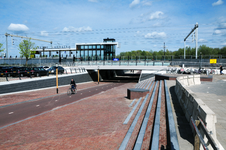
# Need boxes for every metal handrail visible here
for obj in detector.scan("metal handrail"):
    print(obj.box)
[198,117,219,150]
[191,116,209,150]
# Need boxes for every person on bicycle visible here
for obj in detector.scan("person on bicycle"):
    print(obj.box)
[70,79,76,92]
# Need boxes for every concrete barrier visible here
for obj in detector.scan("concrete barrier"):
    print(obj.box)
[0,72,93,94]
[175,75,222,150]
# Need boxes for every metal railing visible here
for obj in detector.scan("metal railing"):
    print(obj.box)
[70,60,170,66]
[1,55,226,67]
[1,67,87,82]
[191,116,219,150]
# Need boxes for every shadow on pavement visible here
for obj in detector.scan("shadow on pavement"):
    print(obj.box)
[169,86,194,146]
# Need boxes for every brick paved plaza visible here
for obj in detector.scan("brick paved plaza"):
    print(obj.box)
[0,82,135,149]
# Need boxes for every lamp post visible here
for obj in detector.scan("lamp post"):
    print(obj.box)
[56,63,58,93]
[98,66,99,85]
[200,52,202,69]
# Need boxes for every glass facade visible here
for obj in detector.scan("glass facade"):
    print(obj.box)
[76,38,116,60]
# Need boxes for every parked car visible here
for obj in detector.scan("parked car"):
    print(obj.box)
[10,67,22,77]
[48,66,64,74]
[39,66,49,70]
[30,67,49,76]
[1,67,13,77]
[18,67,32,77]
[0,68,4,77]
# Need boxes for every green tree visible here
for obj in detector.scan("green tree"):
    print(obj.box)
[19,39,36,66]
[0,43,5,52]
[219,46,226,56]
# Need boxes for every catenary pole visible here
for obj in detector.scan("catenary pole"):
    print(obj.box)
[184,23,198,59]
[184,41,186,59]
[5,33,8,58]
[195,23,198,59]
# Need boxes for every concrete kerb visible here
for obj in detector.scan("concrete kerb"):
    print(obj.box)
[175,75,222,150]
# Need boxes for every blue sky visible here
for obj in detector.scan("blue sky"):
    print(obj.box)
[0,0,226,57]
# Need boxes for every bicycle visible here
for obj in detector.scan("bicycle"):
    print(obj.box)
[67,86,77,95]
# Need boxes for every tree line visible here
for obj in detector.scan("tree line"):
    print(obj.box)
[1,41,226,64]
[0,39,36,66]
[118,45,226,57]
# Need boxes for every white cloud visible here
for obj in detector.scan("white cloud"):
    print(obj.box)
[218,16,226,23]
[144,32,166,38]
[214,30,222,34]
[134,30,141,36]
[63,26,92,32]
[212,0,224,6]
[130,0,140,8]
[88,0,98,2]
[153,22,162,27]
[221,42,226,45]
[198,39,207,43]
[214,29,226,35]
[149,11,164,20]
[219,23,226,28]
[142,0,152,6]
[40,31,48,36]
[8,23,29,31]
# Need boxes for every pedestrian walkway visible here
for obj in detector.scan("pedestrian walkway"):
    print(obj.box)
[188,75,226,149]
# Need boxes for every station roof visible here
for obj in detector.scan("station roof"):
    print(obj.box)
[75,42,118,46]
[31,48,76,52]
[32,42,118,52]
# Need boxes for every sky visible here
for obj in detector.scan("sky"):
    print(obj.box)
[0,0,226,57]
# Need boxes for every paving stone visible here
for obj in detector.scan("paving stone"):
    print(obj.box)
[0,82,136,149]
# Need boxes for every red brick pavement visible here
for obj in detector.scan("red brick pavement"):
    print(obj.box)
[141,81,159,150]
[125,86,154,150]
[0,82,109,107]
[0,82,137,150]
[159,81,167,150]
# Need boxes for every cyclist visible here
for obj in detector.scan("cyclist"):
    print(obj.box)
[70,78,76,93]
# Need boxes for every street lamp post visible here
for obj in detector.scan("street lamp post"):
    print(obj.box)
[56,63,59,93]
[200,52,202,69]
[98,66,99,85]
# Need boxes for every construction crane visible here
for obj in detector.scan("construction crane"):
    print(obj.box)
[5,32,52,58]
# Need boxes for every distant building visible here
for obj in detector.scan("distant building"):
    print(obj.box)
[32,38,118,60]
[75,38,118,60]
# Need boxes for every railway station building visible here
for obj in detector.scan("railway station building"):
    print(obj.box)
[32,38,118,61]
[76,38,118,60]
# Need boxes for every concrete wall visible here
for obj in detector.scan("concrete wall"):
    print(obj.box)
[175,75,221,150]
[0,58,63,65]
[0,72,93,94]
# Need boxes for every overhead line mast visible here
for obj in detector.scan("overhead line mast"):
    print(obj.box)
[184,23,198,59]
[5,33,52,58]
